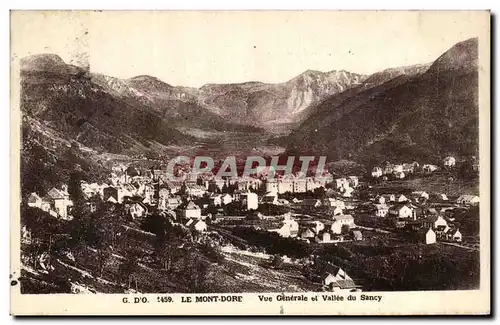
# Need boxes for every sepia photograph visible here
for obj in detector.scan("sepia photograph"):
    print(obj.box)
[10,10,490,315]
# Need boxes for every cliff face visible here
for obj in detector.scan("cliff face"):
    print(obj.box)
[199,69,366,130]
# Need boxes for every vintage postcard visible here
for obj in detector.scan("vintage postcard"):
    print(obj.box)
[10,10,490,315]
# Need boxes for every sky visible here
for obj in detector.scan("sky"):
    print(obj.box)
[11,11,489,87]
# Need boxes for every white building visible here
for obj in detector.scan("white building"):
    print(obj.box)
[375,204,389,217]
[424,228,436,244]
[371,167,383,178]
[456,195,480,205]
[443,156,456,168]
[389,205,415,219]
[181,201,202,219]
[240,192,259,210]
[186,219,208,233]
[331,215,355,234]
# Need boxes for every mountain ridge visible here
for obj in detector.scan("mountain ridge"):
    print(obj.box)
[286,37,479,166]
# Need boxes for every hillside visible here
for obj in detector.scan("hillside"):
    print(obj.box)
[21,55,192,154]
[287,38,479,166]
[199,70,366,130]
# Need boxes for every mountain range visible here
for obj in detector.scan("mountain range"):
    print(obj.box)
[286,37,479,166]
[20,37,479,172]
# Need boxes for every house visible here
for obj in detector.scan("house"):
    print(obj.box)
[347,176,359,188]
[351,230,362,241]
[165,197,181,210]
[277,198,290,205]
[232,190,242,202]
[315,231,334,244]
[423,215,448,230]
[268,216,299,238]
[341,186,354,198]
[158,187,171,201]
[209,194,222,207]
[439,193,449,201]
[384,194,396,203]
[239,192,259,210]
[261,192,278,205]
[299,228,316,239]
[448,228,462,242]
[332,206,343,216]
[208,178,226,192]
[300,220,325,234]
[265,179,279,195]
[456,195,480,205]
[412,191,429,201]
[388,204,415,219]
[185,184,206,197]
[305,177,324,192]
[103,186,132,204]
[422,228,437,244]
[374,204,389,217]
[443,156,456,168]
[394,172,406,179]
[392,164,404,173]
[381,161,392,173]
[142,184,155,203]
[425,208,439,216]
[221,193,233,205]
[322,264,356,292]
[27,192,42,208]
[422,164,438,174]
[180,201,202,219]
[375,196,386,204]
[293,178,307,193]
[301,199,322,210]
[394,218,408,229]
[186,219,208,233]
[46,187,73,219]
[128,202,148,220]
[322,198,337,207]
[371,167,383,178]
[81,183,97,199]
[331,215,355,234]
[323,198,345,210]
[165,180,183,195]
[334,178,348,189]
[402,163,415,174]
[21,225,32,243]
[397,194,408,202]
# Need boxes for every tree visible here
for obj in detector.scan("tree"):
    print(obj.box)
[153,235,186,272]
[141,213,171,238]
[182,253,210,293]
[119,252,140,289]
[313,187,326,199]
[341,224,350,235]
[68,169,85,212]
[270,254,284,269]
[95,245,112,278]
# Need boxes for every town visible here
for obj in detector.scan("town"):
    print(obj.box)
[21,153,480,294]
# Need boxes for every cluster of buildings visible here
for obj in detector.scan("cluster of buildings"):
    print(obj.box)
[370,191,480,244]
[370,156,465,180]
[27,186,73,220]
[321,264,359,292]
[24,159,479,248]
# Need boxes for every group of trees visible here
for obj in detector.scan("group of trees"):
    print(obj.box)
[231,227,312,259]
[314,242,480,291]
